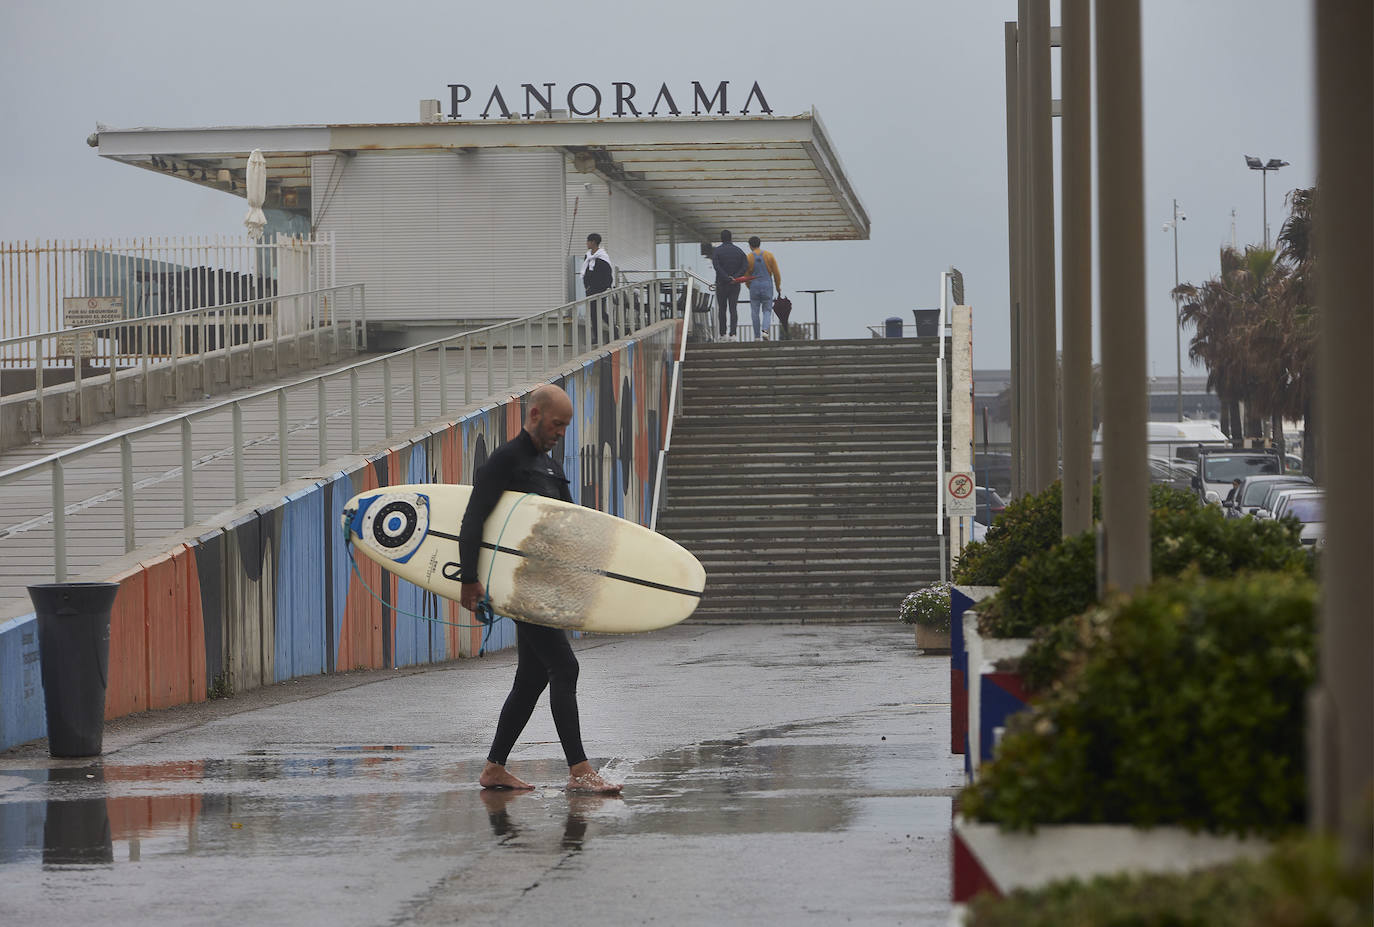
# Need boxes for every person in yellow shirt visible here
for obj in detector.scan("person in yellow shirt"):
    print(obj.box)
[745,236,782,341]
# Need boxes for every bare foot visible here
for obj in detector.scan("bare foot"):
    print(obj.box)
[566,762,623,794]
[479,762,534,790]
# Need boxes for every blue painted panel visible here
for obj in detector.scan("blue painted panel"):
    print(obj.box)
[327,469,365,672]
[483,616,516,655]
[951,587,973,680]
[979,674,1029,769]
[0,615,46,752]
[275,486,328,682]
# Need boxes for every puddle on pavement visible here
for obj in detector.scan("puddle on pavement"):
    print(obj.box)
[0,715,955,870]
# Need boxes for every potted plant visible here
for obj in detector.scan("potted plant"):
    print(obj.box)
[900,581,952,652]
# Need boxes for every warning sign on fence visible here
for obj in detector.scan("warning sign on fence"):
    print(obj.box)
[57,297,122,357]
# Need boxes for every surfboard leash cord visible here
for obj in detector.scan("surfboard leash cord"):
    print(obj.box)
[343,536,504,654]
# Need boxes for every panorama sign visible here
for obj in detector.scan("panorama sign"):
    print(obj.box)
[445,80,773,120]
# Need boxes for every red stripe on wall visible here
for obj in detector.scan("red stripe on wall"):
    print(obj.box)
[105,568,148,719]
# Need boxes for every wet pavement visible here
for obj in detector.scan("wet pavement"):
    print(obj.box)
[0,623,961,925]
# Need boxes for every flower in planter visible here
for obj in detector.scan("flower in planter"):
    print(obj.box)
[899,581,952,633]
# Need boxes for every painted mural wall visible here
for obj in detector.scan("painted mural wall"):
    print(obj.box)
[0,323,680,752]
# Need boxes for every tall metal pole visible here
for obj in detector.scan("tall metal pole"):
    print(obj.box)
[1173,198,1183,421]
[1028,0,1058,493]
[1094,0,1150,595]
[1262,168,1268,248]
[1310,0,1372,866]
[1017,0,1037,493]
[1004,21,1023,500]
[1060,0,1093,538]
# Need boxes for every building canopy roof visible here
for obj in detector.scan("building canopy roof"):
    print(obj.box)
[90,111,869,244]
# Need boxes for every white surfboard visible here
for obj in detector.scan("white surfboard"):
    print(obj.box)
[341,484,706,633]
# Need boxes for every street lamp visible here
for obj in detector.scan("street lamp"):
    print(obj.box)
[1244,155,1288,248]
[797,289,833,339]
[1162,199,1186,421]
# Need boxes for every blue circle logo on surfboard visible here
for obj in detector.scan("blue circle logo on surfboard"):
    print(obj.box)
[355,491,430,563]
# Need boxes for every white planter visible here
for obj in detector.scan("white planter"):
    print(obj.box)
[951,816,1272,901]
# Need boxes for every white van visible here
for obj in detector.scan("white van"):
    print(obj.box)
[1092,420,1229,462]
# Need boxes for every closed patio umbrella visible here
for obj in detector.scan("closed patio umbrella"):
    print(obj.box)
[244,149,267,242]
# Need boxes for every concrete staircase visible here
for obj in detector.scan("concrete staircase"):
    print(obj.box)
[656,338,946,623]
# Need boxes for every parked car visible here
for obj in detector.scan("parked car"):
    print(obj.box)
[1272,491,1325,548]
[1225,474,1315,518]
[1193,448,1284,504]
[1255,484,1322,520]
[1148,455,1196,492]
[975,486,1007,527]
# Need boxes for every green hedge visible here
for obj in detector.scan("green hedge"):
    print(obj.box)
[976,500,1308,641]
[960,573,1317,836]
[953,482,1083,586]
[954,482,1195,587]
[966,836,1373,927]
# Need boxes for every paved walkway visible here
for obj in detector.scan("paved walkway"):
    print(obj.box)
[0,622,961,926]
[0,342,562,619]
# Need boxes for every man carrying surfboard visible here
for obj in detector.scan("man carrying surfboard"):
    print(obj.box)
[458,384,623,794]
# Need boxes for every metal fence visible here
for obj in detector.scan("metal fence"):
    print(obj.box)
[0,283,366,433]
[0,273,707,583]
[0,234,334,366]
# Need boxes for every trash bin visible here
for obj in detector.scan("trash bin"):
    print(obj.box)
[913,309,940,337]
[27,582,119,758]
[884,316,903,338]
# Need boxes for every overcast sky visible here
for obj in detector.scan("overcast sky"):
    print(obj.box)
[1,0,1315,373]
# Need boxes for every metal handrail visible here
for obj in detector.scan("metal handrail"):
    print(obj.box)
[650,270,717,530]
[0,283,366,423]
[0,273,699,582]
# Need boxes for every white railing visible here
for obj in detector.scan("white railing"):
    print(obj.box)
[937,273,951,582]
[0,284,365,428]
[0,234,333,366]
[649,271,713,530]
[0,273,699,582]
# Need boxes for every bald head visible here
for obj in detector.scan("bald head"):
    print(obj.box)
[524,384,572,452]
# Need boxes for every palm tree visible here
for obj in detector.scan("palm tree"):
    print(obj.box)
[1176,246,1294,445]
[1176,247,1251,445]
[1177,189,1317,473]
[1276,187,1318,474]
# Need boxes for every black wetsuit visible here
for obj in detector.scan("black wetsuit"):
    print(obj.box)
[458,428,587,768]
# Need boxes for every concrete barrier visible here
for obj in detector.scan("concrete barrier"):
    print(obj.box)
[0,322,681,751]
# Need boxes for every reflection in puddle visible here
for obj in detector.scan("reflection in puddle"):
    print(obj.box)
[333,745,434,752]
[43,766,112,866]
[0,714,952,870]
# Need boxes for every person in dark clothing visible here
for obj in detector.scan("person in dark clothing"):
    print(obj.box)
[581,233,614,343]
[459,384,621,794]
[711,229,748,339]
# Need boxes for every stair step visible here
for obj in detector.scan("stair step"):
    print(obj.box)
[656,339,951,622]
